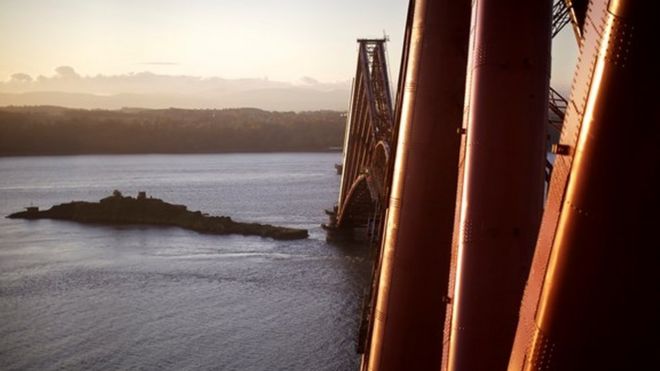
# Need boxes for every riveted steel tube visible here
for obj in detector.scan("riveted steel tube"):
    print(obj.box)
[447,0,552,370]
[509,1,659,369]
[362,0,471,369]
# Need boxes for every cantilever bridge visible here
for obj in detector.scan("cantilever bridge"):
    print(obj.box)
[329,1,658,370]
[329,1,582,240]
[325,39,395,238]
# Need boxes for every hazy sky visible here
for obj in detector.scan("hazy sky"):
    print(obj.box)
[1,0,577,88]
[1,0,408,83]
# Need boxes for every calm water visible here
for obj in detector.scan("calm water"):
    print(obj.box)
[0,153,370,371]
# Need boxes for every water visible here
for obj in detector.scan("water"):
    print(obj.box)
[0,153,370,371]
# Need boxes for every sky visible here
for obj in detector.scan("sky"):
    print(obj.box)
[0,0,578,102]
[0,0,408,83]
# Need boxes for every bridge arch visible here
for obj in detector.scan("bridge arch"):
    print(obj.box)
[335,174,375,228]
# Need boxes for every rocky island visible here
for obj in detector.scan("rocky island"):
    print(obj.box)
[7,191,308,240]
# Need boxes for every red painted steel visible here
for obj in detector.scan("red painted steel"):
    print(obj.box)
[441,1,480,368]
[446,0,552,370]
[509,1,659,369]
[356,1,415,355]
[564,0,589,39]
[361,0,471,369]
[334,40,393,230]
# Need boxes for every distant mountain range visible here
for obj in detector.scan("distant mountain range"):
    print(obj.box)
[0,68,351,111]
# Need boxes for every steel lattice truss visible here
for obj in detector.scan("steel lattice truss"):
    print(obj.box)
[330,39,394,231]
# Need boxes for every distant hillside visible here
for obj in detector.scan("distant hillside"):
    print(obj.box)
[0,106,346,155]
[0,69,351,111]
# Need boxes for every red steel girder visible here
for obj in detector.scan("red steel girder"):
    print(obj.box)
[361,0,472,369]
[446,0,552,370]
[509,1,659,369]
[335,39,393,230]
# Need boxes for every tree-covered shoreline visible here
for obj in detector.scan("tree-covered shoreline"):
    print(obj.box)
[0,106,346,156]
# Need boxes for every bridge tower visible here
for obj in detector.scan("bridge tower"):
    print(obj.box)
[326,38,394,240]
[345,0,656,370]
[359,0,575,370]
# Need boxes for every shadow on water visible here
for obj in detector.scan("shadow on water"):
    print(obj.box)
[324,229,379,357]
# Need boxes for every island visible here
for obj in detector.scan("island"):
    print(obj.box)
[7,190,308,240]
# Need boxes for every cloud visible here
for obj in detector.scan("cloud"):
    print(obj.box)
[299,76,319,85]
[55,66,80,79]
[138,62,180,66]
[10,73,33,82]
